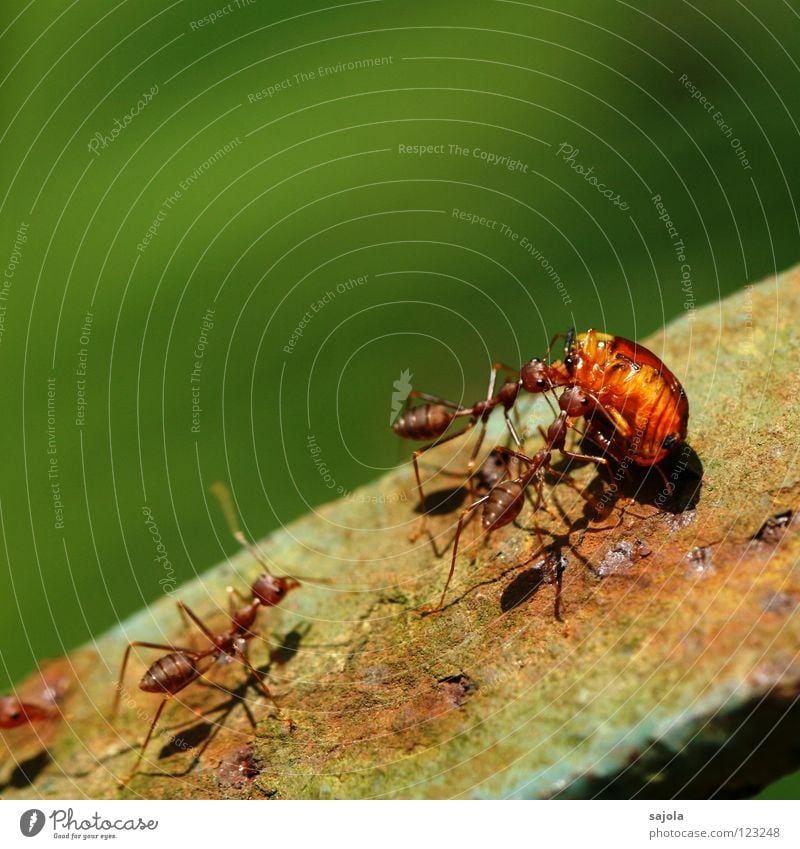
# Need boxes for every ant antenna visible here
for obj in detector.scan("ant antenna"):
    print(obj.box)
[543,389,559,419]
[210,482,274,576]
[544,331,566,360]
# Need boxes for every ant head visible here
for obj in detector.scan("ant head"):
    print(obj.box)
[251,574,300,607]
[0,696,26,728]
[520,359,554,393]
[559,386,594,417]
[484,448,507,470]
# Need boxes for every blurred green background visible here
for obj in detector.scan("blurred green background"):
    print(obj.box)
[1,0,798,797]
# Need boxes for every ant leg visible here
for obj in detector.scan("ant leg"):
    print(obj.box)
[549,467,608,516]
[433,497,487,611]
[503,410,523,449]
[176,603,202,650]
[119,696,170,787]
[530,473,561,522]
[484,364,500,403]
[529,477,567,548]
[548,557,565,622]
[539,390,560,422]
[177,602,218,646]
[111,641,196,717]
[529,478,549,549]
[651,462,675,497]
[406,389,464,409]
[492,445,535,468]
[465,419,490,485]
[559,446,611,469]
[554,575,563,622]
[462,361,519,485]
[488,362,525,448]
[409,421,477,541]
[494,443,539,483]
[233,643,278,709]
[581,424,672,501]
[464,354,503,475]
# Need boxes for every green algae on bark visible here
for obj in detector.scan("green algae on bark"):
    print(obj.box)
[2,267,800,799]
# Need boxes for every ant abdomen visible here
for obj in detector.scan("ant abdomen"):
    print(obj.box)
[483,480,525,530]
[392,404,453,440]
[140,652,201,695]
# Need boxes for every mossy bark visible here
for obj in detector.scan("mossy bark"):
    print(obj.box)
[3,267,800,799]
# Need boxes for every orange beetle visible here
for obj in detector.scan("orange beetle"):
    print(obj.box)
[521,328,689,470]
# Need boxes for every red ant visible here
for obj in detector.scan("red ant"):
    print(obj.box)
[426,410,603,611]
[111,483,303,786]
[0,668,70,777]
[421,447,512,520]
[0,667,70,731]
[411,446,514,561]
[392,363,521,537]
[0,697,57,729]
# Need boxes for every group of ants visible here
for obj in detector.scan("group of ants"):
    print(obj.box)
[1,329,689,787]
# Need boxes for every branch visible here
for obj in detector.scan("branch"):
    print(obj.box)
[3,266,800,799]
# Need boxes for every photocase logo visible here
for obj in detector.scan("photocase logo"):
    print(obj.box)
[389,369,413,425]
[19,809,45,837]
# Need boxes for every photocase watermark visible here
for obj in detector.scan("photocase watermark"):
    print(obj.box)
[137,137,242,253]
[0,221,29,348]
[389,368,413,425]
[190,306,215,433]
[678,73,752,170]
[247,55,394,102]
[452,208,572,306]
[87,84,159,157]
[20,809,45,837]
[651,194,694,320]
[283,274,367,355]
[46,377,65,530]
[189,0,256,30]
[397,142,529,173]
[20,803,158,835]
[75,310,93,427]
[555,143,630,211]
[141,506,177,593]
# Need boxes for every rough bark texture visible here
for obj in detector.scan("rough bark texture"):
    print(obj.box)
[2,267,800,799]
